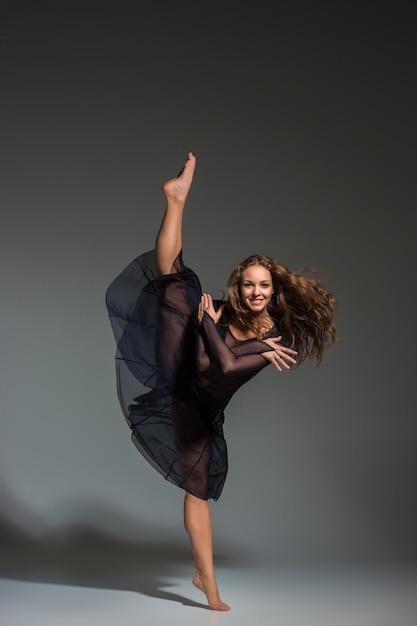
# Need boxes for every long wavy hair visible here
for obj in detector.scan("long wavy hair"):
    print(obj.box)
[225,254,337,366]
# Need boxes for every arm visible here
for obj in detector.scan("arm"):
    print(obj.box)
[198,294,297,374]
[199,313,268,377]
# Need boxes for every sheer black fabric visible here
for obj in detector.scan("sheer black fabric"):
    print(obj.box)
[106,250,279,500]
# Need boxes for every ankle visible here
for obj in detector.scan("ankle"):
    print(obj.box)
[195,568,215,583]
[166,199,185,210]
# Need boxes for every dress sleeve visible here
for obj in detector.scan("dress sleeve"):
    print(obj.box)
[199,313,274,377]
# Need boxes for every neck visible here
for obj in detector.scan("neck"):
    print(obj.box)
[233,312,274,338]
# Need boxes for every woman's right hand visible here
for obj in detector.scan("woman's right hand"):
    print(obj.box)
[198,293,225,323]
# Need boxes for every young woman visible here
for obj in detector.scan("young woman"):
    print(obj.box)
[106,152,337,611]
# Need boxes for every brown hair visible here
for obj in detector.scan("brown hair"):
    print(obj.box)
[226,254,337,366]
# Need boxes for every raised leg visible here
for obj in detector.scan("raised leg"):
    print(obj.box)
[184,492,231,611]
[155,152,196,276]
[156,154,228,610]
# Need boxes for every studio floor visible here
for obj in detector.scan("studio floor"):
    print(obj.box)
[2,564,417,626]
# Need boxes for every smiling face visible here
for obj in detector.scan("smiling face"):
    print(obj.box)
[240,265,274,315]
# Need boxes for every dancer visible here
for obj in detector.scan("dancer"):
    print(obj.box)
[106,152,337,611]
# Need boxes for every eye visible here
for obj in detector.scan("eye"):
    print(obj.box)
[261,283,271,288]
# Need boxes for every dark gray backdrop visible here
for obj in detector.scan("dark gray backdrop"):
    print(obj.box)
[1,2,416,574]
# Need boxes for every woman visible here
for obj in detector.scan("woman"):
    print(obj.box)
[106,152,337,611]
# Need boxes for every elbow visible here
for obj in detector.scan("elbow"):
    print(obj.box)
[219,361,234,376]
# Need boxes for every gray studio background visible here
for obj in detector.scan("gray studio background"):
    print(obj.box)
[1,1,416,582]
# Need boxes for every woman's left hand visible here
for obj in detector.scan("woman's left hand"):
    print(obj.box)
[261,337,298,371]
[198,293,225,323]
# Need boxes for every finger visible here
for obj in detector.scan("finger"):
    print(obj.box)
[270,339,298,354]
[275,353,294,369]
[277,358,290,370]
[270,351,285,370]
[276,346,298,356]
[275,347,297,358]
[276,352,297,364]
[281,356,297,365]
[201,294,208,309]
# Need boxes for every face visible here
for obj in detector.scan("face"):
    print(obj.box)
[240,265,274,315]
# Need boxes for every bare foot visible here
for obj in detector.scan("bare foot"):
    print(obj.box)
[193,570,231,611]
[161,152,196,205]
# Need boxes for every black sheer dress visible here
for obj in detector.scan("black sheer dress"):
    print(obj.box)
[106,250,279,501]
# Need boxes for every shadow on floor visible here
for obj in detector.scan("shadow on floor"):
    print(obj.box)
[0,514,240,609]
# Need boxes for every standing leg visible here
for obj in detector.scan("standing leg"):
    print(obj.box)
[155,152,196,276]
[184,492,231,611]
